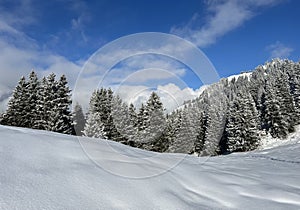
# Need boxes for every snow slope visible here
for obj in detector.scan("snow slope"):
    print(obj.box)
[1,125,300,210]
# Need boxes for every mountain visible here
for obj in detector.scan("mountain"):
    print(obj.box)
[1,125,299,209]
[167,59,300,155]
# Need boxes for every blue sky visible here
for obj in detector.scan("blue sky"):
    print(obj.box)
[0,0,299,111]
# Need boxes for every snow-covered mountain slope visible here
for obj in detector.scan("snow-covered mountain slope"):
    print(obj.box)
[1,125,300,210]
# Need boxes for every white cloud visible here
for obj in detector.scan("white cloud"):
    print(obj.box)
[0,20,81,111]
[113,83,206,113]
[266,41,293,59]
[171,0,282,47]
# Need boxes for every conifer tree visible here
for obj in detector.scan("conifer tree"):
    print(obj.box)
[34,77,48,130]
[194,111,207,155]
[83,112,106,138]
[226,91,260,153]
[49,75,73,134]
[169,107,196,153]
[1,76,28,127]
[24,71,40,127]
[142,92,167,151]
[73,103,86,136]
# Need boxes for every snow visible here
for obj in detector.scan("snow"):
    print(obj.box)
[227,72,252,82]
[1,125,300,209]
[259,125,300,150]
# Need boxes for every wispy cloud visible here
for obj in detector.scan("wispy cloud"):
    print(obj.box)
[171,0,283,47]
[69,0,90,43]
[0,0,37,28]
[266,41,293,59]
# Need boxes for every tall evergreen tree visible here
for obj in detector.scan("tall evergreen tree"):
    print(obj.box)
[24,71,40,127]
[194,111,207,155]
[169,107,196,153]
[34,77,48,130]
[1,76,28,127]
[73,103,86,136]
[141,92,167,151]
[225,91,260,153]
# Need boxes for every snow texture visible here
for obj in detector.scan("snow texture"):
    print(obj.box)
[0,125,300,209]
[227,72,252,82]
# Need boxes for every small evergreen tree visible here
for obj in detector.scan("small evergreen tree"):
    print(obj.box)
[83,112,106,138]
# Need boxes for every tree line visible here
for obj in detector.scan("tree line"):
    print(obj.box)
[1,59,300,156]
[0,71,74,134]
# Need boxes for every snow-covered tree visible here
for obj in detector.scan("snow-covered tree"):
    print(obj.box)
[48,75,73,134]
[34,77,48,130]
[1,76,28,127]
[83,112,106,138]
[194,111,207,155]
[111,96,136,144]
[73,103,86,136]
[168,107,196,153]
[225,91,260,153]
[24,71,40,127]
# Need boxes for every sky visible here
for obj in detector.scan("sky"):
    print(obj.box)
[0,0,299,112]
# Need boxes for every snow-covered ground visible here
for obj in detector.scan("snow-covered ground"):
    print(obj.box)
[1,125,300,210]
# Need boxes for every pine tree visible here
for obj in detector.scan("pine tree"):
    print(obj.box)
[73,103,86,136]
[1,76,28,127]
[24,71,40,128]
[194,111,207,155]
[51,75,73,134]
[265,71,291,138]
[34,77,48,130]
[128,103,138,127]
[83,89,106,138]
[165,110,182,153]
[83,112,106,138]
[226,91,260,153]
[111,95,130,143]
[137,103,147,131]
[169,107,196,153]
[202,85,227,156]
[142,92,167,151]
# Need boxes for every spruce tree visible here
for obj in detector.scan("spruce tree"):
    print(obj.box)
[83,112,106,138]
[1,76,28,127]
[51,75,73,134]
[24,71,40,128]
[226,91,260,153]
[169,107,196,153]
[34,77,48,130]
[194,111,207,155]
[73,103,86,136]
[142,92,167,151]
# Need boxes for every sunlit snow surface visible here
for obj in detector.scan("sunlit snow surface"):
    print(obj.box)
[1,125,300,210]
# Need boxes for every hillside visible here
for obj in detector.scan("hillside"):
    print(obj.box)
[1,125,300,209]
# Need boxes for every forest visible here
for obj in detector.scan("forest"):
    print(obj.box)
[1,59,300,156]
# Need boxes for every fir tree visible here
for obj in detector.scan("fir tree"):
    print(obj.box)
[194,111,207,155]
[24,71,40,127]
[142,92,167,151]
[83,112,106,138]
[34,77,48,130]
[1,76,28,127]
[73,103,86,136]
[226,91,260,153]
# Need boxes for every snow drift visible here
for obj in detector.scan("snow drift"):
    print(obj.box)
[1,125,300,209]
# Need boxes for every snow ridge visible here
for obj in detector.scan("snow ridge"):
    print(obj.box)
[1,125,300,210]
